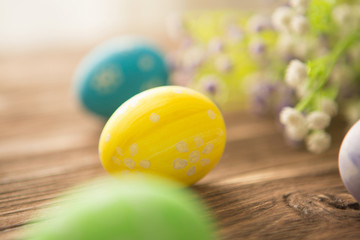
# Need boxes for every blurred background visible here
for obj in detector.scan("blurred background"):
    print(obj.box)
[0,0,286,168]
[0,0,283,55]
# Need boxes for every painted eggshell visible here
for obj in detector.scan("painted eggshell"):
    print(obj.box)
[339,120,360,202]
[99,86,226,185]
[74,36,169,118]
[24,176,217,240]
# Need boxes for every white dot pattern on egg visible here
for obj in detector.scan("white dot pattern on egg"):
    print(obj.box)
[112,156,122,165]
[171,136,215,177]
[99,86,226,186]
[107,131,216,181]
[176,141,189,153]
[139,159,151,169]
[189,150,200,163]
[124,158,135,169]
[150,113,160,123]
[187,166,196,176]
[116,147,123,156]
[91,66,123,94]
[208,110,216,119]
[129,143,139,156]
[138,55,155,71]
[173,158,188,170]
[202,143,214,154]
[194,136,204,148]
[200,158,210,166]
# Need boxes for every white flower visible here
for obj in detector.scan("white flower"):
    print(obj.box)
[290,0,309,14]
[208,37,224,54]
[227,24,243,42]
[215,55,233,72]
[182,47,206,70]
[279,105,308,143]
[272,7,293,32]
[285,60,307,88]
[320,99,338,117]
[280,107,306,126]
[198,75,221,94]
[247,14,270,32]
[249,40,266,56]
[290,15,309,34]
[306,111,331,130]
[285,122,308,141]
[306,131,331,154]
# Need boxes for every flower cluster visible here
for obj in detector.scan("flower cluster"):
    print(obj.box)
[272,3,309,35]
[275,0,360,153]
[166,11,276,107]
[167,0,360,154]
[279,58,337,153]
[279,106,332,153]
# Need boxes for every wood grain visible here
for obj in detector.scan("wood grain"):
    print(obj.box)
[1,50,359,240]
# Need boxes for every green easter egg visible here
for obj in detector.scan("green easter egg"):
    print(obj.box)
[24,176,217,240]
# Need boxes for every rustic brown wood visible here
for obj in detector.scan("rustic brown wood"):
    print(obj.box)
[1,50,359,240]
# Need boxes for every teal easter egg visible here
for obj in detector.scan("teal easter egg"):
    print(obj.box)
[24,176,218,240]
[74,36,170,118]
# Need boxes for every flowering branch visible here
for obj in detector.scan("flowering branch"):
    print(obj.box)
[296,29,360,112]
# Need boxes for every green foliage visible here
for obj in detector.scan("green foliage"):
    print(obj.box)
[296,28,360,112]
[308,0,336,34]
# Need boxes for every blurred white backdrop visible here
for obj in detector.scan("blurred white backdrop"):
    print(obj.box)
[0,0,281,53]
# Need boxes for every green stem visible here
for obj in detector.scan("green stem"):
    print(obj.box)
[295,29,360,112]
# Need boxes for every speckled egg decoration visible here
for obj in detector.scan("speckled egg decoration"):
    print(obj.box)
[99,86,226,185]
[74,36,169,118]
[339,120,360,202]
[24,176,217,240]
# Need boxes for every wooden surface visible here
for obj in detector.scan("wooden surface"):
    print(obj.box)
[1,50,360,240]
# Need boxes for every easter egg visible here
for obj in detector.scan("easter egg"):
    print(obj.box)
[99,86,226,185]
[74,36,170,118]
[24,176,217,240]
[339,120,360,202]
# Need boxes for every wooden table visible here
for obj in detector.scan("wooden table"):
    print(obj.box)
[1,50,359,240]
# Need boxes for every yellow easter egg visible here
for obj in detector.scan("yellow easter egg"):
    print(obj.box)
[99,86,226,185]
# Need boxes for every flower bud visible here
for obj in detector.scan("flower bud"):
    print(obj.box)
[306,111,331,130]
[306,131,331,154]
[272,7,293,32]
[280,107,305,126]
[290,15,309,34]
[285,60,307,88]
